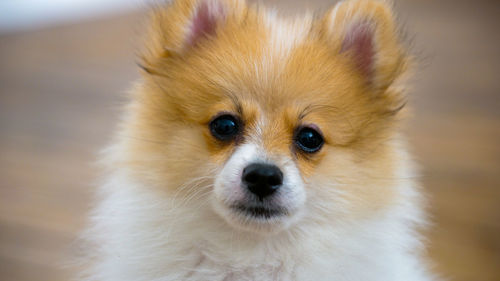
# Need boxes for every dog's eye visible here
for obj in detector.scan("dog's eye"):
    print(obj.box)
[295,126,324,153]
[210,114,240,141]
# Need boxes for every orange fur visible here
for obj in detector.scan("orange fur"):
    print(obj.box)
[124,0,409,217]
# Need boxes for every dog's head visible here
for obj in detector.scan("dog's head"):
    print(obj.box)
[121,0,409,234]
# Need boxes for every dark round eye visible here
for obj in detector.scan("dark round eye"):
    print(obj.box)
[209,114,240,141]
[295,126,324,153]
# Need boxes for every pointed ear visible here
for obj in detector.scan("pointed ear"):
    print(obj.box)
[322,0,408,91]
[142,0,245,64]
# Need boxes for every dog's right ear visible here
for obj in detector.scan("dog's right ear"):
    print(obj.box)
[141,0,245,65]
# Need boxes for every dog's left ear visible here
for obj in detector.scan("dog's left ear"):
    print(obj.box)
[320,0,408,91]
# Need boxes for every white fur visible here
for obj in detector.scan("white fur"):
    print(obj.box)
[82,136,435,281]
[252,11,312,88]
[263,11,311,62]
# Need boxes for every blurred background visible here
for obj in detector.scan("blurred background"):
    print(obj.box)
[0,0,499,280]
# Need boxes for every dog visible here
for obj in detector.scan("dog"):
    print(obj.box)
[83,0,435,280]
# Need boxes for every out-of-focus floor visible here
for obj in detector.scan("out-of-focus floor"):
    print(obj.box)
[0,0,499,280]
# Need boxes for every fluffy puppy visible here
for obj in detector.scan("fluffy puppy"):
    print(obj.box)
[83,0,435,280]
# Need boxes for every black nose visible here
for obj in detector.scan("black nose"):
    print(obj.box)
[242,163,283,200]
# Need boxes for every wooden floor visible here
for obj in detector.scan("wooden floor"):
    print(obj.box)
[0,0,499,280]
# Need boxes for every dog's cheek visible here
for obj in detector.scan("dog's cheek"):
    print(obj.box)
[121,118,217,196]
[307,145,400,221]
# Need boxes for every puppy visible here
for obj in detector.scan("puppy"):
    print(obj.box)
[84,0,435,280]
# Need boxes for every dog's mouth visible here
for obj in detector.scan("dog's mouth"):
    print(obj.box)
[231,204,288,219]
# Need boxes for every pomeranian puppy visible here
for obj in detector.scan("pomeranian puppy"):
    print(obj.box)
[83,0,435,280]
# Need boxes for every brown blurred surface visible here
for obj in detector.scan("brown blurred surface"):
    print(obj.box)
[0,0,499,280]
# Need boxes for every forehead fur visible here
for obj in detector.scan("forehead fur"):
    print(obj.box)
[141,4,401,144]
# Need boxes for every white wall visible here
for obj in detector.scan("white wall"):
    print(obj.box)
[0,0,151,33]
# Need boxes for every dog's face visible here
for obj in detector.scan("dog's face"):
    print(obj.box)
[122,0,408,233]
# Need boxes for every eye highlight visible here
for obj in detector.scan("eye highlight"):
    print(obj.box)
[209,114,240,141]
[294,126,324,153]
